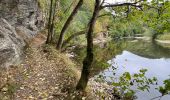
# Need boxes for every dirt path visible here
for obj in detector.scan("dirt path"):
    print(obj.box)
[29,33,47,47]
[0,33,78,100]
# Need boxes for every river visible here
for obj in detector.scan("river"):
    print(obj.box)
[73,39,170,100]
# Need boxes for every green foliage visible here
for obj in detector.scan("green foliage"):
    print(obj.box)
[53,0,95,43]
[157,78,170,96]
[6,83,19,95]
[0,82,19,99]
[110,69,157,98]
[107,0,170,40]
[142,0,170,38]
[73,41,125,68]
[108,19,145,39]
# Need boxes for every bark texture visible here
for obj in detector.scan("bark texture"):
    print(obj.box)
[76,0,101,90]
[46,0,53,43]
[46,0,58,44]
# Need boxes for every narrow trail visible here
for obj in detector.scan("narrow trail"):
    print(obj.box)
[29,33,46,48]
[4,33,78,100]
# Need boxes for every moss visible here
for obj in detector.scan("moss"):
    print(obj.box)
[0,80,20,99]
[37,0,48,9]
[6,83,19,96]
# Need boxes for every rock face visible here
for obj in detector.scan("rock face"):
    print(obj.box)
[0,19,25,67]
[0,0,44,68]
[0,0,43,37]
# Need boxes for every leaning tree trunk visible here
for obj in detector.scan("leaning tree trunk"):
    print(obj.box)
[76,0,101,90]
[56,0,83,50]
[62,30,86,48]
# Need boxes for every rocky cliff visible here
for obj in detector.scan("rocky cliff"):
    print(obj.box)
[0,0,44,68]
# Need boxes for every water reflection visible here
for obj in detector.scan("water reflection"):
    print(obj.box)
[73,39,170,99]
[105,51,170,100]
[126,40,170,59]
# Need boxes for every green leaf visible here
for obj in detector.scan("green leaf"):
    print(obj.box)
[112,82,120,86]
[124,72,131,80]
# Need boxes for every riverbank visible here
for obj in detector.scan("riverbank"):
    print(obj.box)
[156,40,170,44]
[156,33,170,48]
[122,36,170,48]
[155,40,170,48]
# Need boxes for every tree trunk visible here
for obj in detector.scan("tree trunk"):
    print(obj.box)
[62,30,86,48]
[56,0,83,50]
[46,0,54,44]
[126,5,131,18]
[49,0,58,43]
[76,0,101,91]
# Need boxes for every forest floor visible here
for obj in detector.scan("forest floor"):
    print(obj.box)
[0,33,83,100]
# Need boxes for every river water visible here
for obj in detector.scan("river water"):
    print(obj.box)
[73,39,170,100]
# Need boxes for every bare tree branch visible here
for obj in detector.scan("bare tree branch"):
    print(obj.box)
[101,0,106,5]
[100,0,144,10]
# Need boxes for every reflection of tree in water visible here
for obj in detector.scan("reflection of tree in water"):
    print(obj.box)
[126,40,170,59]
[73,39,170,78]
[74,39,170,98]
[73,41,125,76]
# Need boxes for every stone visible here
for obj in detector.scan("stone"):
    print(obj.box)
[0,0,44,34]
[0,18,25,68]
[0,0,44,68]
